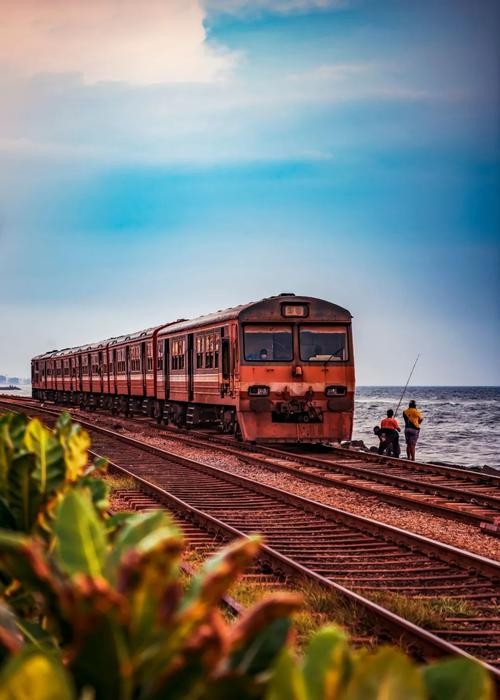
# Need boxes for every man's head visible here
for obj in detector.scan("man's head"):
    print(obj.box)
[259,348,268,360]
[387,409,394,417]
[409,400,416,408]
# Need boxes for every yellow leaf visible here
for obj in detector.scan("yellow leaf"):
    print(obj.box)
[24,419,50,494]
[0,650,75,699]
[64,427,91,481]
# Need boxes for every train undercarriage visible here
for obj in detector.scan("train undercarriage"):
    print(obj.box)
[32,388,240,435]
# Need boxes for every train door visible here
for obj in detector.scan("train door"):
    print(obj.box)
[126,346,131,394]
[164,339,170,399]
[98,351,104,393]
[112,349,117,393]
[87,353,92,392]
[78,355,82,392]
[187,333,194,402]
[141,342,147,396]
[221,329,231,396]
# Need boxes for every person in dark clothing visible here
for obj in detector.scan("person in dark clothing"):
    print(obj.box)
[380,409,401,458]
[373,425,399,456]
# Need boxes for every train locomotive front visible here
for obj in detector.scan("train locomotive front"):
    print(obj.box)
[236,295,354,443]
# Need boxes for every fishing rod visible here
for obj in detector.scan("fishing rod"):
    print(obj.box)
[394,353,420,418]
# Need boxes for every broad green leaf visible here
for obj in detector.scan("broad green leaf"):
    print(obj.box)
[54,411,72,436]
[344,647,426,700]
[2,413,28,452]
[15,619,58,653]
[112,518,183,655]
[106,510,180,577]
[266,649,307,700]
[230,617,292,677]
[69,614,131,700]
[0,531,61,618]
[422,658,493,700]
[0,418,12,494]
[228,593,302,676]
[8,453,40,532]
[78,477,109,512]
[24,419,65,496]
[54,489,107,577]
[0,414,28,496]
[92,456,108,472]
[135,536,259,687]
[0,496,16,529]
[182,536,261,610]
[303,626,352,700]
[0,647,75,700]
[130,528,182,610]
[105,511,133,535]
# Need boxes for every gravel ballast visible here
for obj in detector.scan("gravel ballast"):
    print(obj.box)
[68,410,500,561]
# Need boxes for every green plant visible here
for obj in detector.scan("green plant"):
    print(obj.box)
[0,413,494,699]
[0,411,107,535]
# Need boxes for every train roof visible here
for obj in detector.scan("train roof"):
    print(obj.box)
[32,294,352,360]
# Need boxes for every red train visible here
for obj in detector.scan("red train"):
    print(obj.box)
[31,294,355,443]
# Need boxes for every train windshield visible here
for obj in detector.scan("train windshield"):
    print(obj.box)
[244,324,293,362]
[300,325,348,362]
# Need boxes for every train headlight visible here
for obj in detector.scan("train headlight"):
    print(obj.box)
[325,385,346,397]
[248,385,270,396]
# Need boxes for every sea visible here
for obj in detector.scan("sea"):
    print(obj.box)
[6,384,500,471]
[354,386,500,471]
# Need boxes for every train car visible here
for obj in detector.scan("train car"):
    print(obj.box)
[31,294,355,443]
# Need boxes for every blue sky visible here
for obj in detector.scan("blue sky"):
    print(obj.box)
[0,0,498,384]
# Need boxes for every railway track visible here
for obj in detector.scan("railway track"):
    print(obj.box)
[159,425,500,527]
[110,487,246,616]
[2,398,499,678]
[5,396,500,527]
[110,485,377,648]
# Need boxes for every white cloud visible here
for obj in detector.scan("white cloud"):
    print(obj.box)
[204,0,347,14]
[0,0,237,85]
[286,62,436,102]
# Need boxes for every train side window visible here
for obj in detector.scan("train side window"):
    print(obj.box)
[171,339,185,370]
[196,336,203,369]
[214,333,220,369]
[130,345,142,372]
[205,334,214,369]
[147,343,153,372]
[157,341,164,370]
[179,339,185,370]
[171,340,177,370]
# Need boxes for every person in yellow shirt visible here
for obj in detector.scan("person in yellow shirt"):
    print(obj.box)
[403,400,424,461]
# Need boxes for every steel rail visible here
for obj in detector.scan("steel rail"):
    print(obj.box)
[145,427,500,526]
[1,399,499,677]
[4,397,499,527]
[100,451,500,674]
